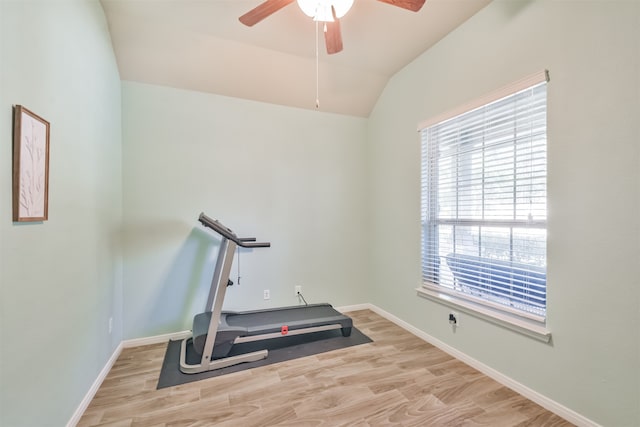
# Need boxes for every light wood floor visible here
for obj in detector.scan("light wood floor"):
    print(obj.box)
[78,309,573,426]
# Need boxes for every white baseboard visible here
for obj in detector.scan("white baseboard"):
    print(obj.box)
[66,342,123,427]
[69,304,599,427]
[365,304,601,427]
[122,330,191,348]
[335,303,370,313]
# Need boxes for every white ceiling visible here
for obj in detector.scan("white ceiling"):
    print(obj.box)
[100,0,491,117]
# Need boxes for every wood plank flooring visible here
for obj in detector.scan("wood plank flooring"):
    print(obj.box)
[78,310,573,426]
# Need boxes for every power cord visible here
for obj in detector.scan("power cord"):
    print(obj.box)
[297,291,308,306]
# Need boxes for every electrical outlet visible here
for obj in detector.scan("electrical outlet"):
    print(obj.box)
[448,311,459,327]
[295,285,302,296]
[263,289,270,300]
[108,317,113,334]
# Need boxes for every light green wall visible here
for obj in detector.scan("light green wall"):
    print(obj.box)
[0,1,122,426]
[121,82,368,339]
[367,0,640,426]
[2,1,638,426]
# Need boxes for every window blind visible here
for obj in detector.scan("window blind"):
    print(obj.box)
[421,74,548,320]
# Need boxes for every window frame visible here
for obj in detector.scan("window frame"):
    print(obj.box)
[416,71,551,342]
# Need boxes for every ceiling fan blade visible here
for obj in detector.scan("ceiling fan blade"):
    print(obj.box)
[324,9,343,54]
[377,0,426,12]
[239,0,295,27]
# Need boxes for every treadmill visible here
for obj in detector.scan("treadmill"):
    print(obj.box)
[179,213,353,374]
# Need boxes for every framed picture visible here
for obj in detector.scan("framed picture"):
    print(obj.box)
[12,105,50,222]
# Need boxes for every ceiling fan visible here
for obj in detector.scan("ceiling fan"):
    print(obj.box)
[239,0,426,55]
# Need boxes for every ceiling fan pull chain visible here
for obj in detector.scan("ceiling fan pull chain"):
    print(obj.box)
[315,19,320,109]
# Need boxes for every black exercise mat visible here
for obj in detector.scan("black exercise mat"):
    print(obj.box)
[157,327,372,389]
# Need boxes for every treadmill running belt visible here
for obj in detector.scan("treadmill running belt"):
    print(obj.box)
[225,304,344,327]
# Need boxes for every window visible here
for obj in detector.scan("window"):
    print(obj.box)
[420,72,548,325]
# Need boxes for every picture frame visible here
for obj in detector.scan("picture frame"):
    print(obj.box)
[12,105,50,222]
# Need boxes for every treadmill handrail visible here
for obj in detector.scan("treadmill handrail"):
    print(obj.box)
[199,213,271,248]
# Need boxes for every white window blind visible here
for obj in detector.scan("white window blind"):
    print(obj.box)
[420,73,548,321]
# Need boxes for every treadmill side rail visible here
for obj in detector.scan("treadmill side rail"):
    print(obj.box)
[233,323,342,344]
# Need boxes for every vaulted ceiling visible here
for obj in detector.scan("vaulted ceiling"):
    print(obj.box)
[100,0,491,117]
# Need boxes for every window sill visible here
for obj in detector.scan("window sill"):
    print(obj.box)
[416,286,552,343]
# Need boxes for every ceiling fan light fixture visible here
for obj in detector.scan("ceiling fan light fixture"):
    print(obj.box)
[296,0,354,22]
